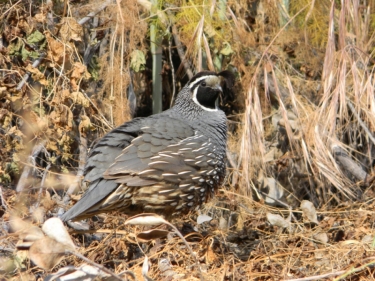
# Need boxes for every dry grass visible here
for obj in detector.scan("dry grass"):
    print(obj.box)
[0,0,375,280]
[2,189,375,280]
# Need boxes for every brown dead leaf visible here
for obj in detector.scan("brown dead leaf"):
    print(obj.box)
[45,32,67,64]
[0,110,11,131]
[301,200,319,224]
[34,13,46,23]
[14,218,75,270]
[205,237,218,264]
[59,89,70,103]
[22,111,48,137]
[25,64,48,86]
[79,115,93,135]
[29,236,66,270]
[6,126,25,138]
[59,17,83,42]
[61,89,89,107]
[0,86,8,99]
[313,232,329,244]
[9,95,23,112]
[46,139,58,152]
[40,191,56,211]
[17,18,32,35]
[266,213,291,229]
[159,258,181,279]
[320,216,336,229]
[19,226,45,242]
[9,216,34,233]
[49,104,73,130]
[137,229,169,241]
[71,63,89,79]
[3,25,19,42]
[70,91,90,108]
[125,213,168,225]
[70,63,90,90]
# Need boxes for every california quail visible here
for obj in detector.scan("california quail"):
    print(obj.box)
[61,70,235,221]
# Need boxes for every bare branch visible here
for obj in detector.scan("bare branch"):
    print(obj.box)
[35,159,51,208]
[66,250,133,281]
[169,19,193,79]
[65,134,87,199]
[77,0,113,25]
[16,140,48,193]
[169,34,176,108]
[16,54,46,91]
[0,185,8,210]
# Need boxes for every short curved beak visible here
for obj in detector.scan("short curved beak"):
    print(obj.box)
[214,85,222,92]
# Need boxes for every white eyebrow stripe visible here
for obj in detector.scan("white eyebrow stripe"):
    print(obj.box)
[188,75,216,89]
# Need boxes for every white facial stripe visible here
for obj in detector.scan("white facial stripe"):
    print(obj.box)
[188,75,216,89]
[192,86,218,112]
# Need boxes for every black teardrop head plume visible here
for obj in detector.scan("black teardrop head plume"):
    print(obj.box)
[218,70,235,90]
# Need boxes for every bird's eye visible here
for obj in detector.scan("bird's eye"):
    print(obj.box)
[201,82,206,86]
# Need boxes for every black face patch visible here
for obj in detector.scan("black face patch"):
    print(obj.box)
[196,85,221,109]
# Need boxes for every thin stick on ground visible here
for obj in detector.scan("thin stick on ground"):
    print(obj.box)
[67,250,135,280]
[285,258,375,281]
[284,270,347,281]
[16,54,46,91]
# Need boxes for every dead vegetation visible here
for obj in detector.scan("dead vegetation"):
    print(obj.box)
[0,0,375,280]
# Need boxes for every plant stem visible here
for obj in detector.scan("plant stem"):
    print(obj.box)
[151,0,162,114]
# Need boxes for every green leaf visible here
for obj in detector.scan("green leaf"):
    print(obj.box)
[20,47,39,61]
[214,55,222,71]
[27,30,45,44]
[220,42,233,56]
[7,162,19,175]
[88,55,100,80]
[130,50,146,72]
[8,40,23,55]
